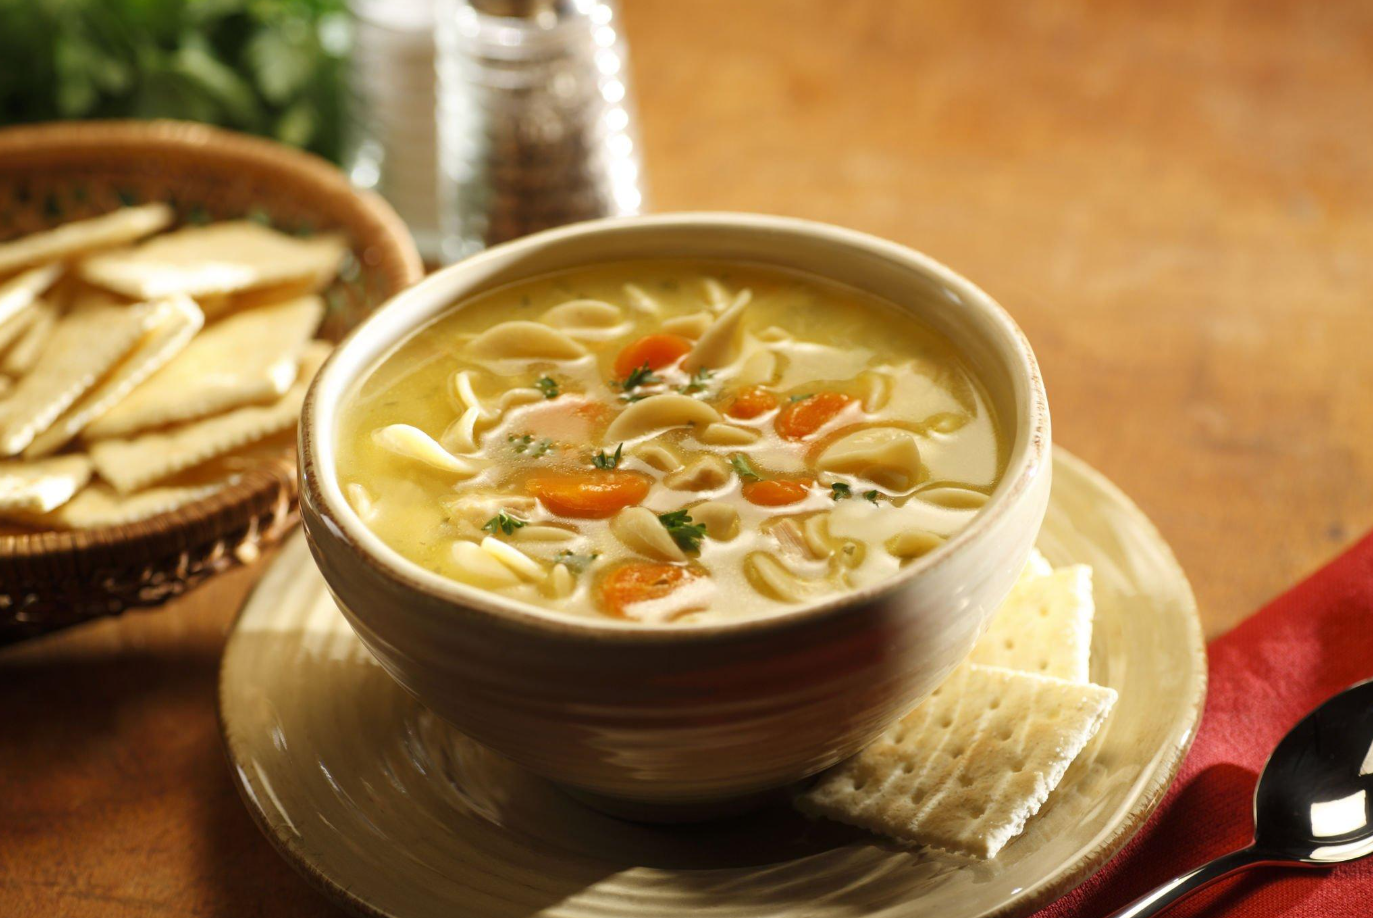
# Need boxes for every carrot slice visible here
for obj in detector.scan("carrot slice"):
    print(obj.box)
[742,478,812,506]
[613,333,693,379]
[725,386,780,420]
[598,562,699,618]
[775,392,853,440]
[526,470,650,519]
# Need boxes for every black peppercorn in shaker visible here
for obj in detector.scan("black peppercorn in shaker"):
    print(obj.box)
[435,0,646,262]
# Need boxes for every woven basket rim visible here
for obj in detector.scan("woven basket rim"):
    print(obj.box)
[0,119,423,568]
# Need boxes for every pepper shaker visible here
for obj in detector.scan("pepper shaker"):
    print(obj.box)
[435,0,646,262]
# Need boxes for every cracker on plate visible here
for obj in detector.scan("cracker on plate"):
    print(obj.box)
[0,205,171,276]
[0,453,92,514]
[91,342,329,493]
[0,301,154,456]
[969,564,1094,683]
[1022,546,1052,579]
[82,295,323,440]
[24,296,204,457]
[798,663,1117,858]
[15,480,226,529]
[798,550,1113,858]
[79,221,347,300]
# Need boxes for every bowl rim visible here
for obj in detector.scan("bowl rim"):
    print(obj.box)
[301,212,1050,643]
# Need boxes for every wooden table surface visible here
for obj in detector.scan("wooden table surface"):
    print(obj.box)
[4,1,1371,915]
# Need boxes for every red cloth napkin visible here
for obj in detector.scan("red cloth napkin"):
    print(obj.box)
[1036,528,1373,918]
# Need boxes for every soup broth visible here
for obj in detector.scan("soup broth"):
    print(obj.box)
[336,262,1005,624]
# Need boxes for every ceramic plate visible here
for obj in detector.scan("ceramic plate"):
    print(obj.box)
[219,449,1206,918]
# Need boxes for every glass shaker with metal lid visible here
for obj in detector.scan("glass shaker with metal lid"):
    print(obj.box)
[435,0,646,262]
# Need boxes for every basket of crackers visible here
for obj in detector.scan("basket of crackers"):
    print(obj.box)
[0,120,422,643]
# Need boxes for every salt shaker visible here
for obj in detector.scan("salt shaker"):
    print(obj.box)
[347,0,444,260]
[435,0,646,262]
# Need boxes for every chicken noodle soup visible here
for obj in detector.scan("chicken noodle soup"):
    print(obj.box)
[336,262,1005,623]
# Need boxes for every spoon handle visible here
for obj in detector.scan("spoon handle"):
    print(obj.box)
[1102,846,1280,918]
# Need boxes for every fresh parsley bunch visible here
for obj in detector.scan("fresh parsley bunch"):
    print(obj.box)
[0,0,351,162]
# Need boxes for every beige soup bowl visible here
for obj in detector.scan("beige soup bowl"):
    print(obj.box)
[299,213,1051,817]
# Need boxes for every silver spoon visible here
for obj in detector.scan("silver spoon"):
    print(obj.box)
[1106,678,1373,917]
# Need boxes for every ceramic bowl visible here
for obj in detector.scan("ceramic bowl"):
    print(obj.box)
[298,213,1051,815]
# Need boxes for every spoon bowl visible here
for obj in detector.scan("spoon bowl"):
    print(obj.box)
[1107,678,1373,917]
[1253,679,1373,864]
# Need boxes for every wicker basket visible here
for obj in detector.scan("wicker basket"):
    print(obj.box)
[0,120,423,643]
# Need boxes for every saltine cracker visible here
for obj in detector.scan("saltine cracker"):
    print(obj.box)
[82,295,323,440]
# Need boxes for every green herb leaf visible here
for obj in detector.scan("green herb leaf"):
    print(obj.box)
[619,362,661,392]
[789,393,813,402]
[830,482,853,500]
[730,454,762,480]
[509,433,555,457]
[482,510,527,537]
[657,510,707,554]
[173,36,265,130]
[553,551,599,574]
[536,376,560,399]
[864,490,880,503]
[273,99,318,148]
[0,0,351,162]
[593,443,624,470]
[245,25,316,105]
[677,367,713,395]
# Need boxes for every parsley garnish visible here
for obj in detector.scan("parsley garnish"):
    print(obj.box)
[677,367,713,395]
[789,393,813,402]
[829,481,878,502]
[593,443,624,470]
[730,454,762,480]
[619,392,649,403]
[536,376,559,399]
[553,551,599,573]
[509,434,555,457]
[657,509,706,553]
[619,362,661,392]
[482,510,527,536]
